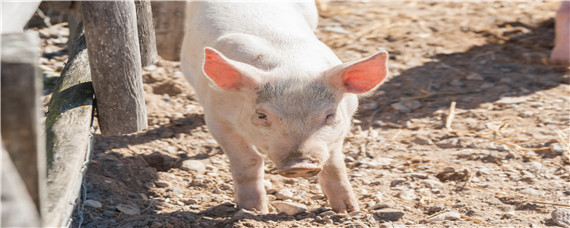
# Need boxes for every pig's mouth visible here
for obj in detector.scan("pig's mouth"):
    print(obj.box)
[278,159,322,178]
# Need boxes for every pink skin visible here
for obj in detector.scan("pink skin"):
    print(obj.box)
[551,1,570,66]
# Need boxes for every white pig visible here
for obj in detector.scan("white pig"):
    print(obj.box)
[180,1,388,213]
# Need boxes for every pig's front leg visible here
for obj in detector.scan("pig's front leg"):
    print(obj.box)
[206,119,268,213]
[551,1,570,66]
[318,146,359,213]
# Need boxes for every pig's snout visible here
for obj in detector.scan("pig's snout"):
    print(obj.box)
[278,159,322,178]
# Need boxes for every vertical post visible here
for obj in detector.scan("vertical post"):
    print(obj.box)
[135,0,158,66]
[82,1,148,136]
[0,31,46,216]
[150,1,186,61]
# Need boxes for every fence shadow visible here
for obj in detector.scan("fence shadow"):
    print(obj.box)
[355,18,568,129]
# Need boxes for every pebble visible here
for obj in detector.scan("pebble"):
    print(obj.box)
[275,189,294,200]
[84,199,102,208]
[323,26,350,34]
[405,173,428,179]
[391,102,411,113]
[550,143,565,154]
[411,136,433,145]
[154,181,171,188]
[319,210,336,217]
[348,211,366,218]
[233,209,255,219]
[552,208,570,228]
[496,97,527,104]
[479,82,495,90]
[375,208,405,221]
[521,161,542,174]
[180,160,206,174]
[450,79,465,87]
[368,202,393,210]
[391,178,406,187]
[520,188,543,196]
[426,211,461,222]
[465,72,484,80]
[397,190,418,201]
[272,201,307,215]
[116,203,141,216]
[420,179,444,189]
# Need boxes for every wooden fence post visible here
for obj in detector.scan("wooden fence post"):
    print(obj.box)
[82,1,148,136]
[150,1,186,61]
[135,0,158,66]
[44,25,95,227]
[1,144,41,227]
[0,31,46,216]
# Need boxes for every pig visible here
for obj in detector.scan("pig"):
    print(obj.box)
[550,1,570,66]
[180,1,388,213]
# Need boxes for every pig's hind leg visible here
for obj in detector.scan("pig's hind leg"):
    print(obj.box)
[206,119,268,213]
[551,1,570,66]
[318,146,360,213]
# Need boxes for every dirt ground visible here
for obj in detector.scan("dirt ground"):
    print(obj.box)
[35,1,570,227]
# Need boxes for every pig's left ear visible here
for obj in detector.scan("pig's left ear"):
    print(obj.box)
[330,51,388,94]
[202,47,262,91]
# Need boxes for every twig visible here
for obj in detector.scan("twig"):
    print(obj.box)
[461,215,489,226]
[445,101,456,130]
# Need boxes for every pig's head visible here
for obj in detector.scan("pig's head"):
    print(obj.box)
[202,47,388,178]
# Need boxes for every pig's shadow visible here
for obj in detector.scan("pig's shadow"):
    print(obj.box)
[355,18,568,129]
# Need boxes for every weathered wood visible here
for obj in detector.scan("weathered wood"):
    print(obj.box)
[1,144,41,227]
[44,25,94,227]
[0,31,46,215]
[150,1,186,61]
[135,0,158,66]
[82,1,148,136]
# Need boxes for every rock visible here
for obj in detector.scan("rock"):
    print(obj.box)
[319,210,336,217]
[84,199,102,208]
[368,203,392,210]
[411,136,433,145]
[465,72,484,80]
[426,211,461,223]
[323,26,349,34]
[154,181,171,188]
[405,173,428,179]
[275,189,294,200]
[273,201,307,215]
[375,208,405,221]
[391,178,406,187]
[360,102,379,111]
[397,190,417,201]
[233,209,255,219]
[550,143,565,154]
[420,179,443,189]
[348,211,366,218]
[520,188,543,196]
[391,102,411,113]
[479,82,495,90]
[503,210,516,218]
[552,208,570,228]
[521,161,542,174]
[116,203,141,216]
[180,160,206,174]
[496,97,527,104]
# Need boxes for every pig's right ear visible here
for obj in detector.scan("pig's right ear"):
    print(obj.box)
[202,47,261,91]
[328,51,389,94]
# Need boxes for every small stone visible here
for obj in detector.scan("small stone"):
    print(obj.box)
[552,208,570,228]
[465,72,484,80]
[397,190,417,201]
[360,102,379,111]
[426,211,461,222]
[320,210,336,217]
[273,201,307,215]
[521,162,542,174]
[400,100,422,110]
[391,103,411,113]
[180,160,206,174]
[450,79,464,87]
[116,203,141,216]
[323,26,349,34]
[479,82,495,90]
[264,180,274,193]
[406,173,428,179]
[496,97,527,104]
[391,178,406,187]
[348,211,366,218]
[503,210,516,218]
[84,199,102,208]
[275,189,294,200]
[550,143,565,154]
[520,188,543,196]
[375,208,405,221]
[420,179,443,189]
[368,203,392,210]
[411,136,433,145]
[154,181,170,188]
[233,209,255,219]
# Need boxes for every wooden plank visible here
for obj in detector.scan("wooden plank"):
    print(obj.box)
[0,31,46,215]
[1,144,41,227]
[150,1,186,61]
[135,0,158,66]
[82,1,148,136]
[44,25,94,227]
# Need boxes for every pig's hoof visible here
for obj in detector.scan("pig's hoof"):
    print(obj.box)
[278,161,322,178]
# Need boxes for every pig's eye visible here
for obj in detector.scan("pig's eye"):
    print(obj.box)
[325,113,336,124]
[257,112,267,120]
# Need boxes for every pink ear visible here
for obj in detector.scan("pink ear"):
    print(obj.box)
[203,48,243,91]
[341,52,388,94]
